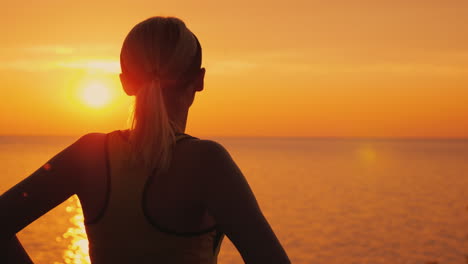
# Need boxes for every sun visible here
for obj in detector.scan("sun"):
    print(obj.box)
[80,81,112,108]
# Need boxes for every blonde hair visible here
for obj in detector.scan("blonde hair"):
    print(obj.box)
[120,17,202,174]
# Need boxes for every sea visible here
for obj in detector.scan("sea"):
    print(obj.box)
[1,135,467,264]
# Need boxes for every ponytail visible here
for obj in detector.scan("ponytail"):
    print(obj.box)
[130,78,176,174]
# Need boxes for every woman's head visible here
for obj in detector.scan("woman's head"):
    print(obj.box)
[119,16,204,173]
[120,17,203,95]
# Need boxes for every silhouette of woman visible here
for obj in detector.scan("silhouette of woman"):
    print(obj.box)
[0,17,290,264]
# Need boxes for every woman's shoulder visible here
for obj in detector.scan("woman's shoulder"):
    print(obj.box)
[181,139,238,175]
[74,132,233,165]
[74,132,108,149]
[76,130,126,145]
[78,132,108,141]
[186,138,231,159]
[67,132,109,164]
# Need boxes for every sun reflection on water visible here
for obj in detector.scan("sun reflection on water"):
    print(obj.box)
[55,196,90,264]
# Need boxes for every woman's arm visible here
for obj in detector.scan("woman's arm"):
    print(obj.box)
[198,140,291,264]
[0,133,100,262]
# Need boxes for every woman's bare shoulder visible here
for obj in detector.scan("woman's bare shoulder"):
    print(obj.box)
[64,132,108,175]
[68,133,107,158]
[77,132,108,144]
[177,138,236,178]
[188,139,231,158]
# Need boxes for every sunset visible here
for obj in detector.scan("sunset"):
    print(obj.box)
[79,79,115,108]
[1,1,467,264]
[1,0,467,138]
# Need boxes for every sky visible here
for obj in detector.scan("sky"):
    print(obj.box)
[0,0,467,138]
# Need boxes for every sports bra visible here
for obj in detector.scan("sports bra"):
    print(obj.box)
[84,130,224,263]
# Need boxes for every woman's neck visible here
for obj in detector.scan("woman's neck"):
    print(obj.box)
[172,109,189,134]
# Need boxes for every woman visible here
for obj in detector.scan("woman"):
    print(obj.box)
[0,17,290,263]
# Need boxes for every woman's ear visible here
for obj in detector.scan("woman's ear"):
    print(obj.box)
[120,73,137,96]
[193,68,205,92]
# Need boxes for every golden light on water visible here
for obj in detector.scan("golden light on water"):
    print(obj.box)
[55,196,90,264]
[80,80,113,108]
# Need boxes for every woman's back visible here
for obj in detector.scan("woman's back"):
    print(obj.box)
[80,130,223,263]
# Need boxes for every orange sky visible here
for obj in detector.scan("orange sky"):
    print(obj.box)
[1,0,467,138]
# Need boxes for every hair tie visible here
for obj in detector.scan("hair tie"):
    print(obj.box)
[146,71,161,86]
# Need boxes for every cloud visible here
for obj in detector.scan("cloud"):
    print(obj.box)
[0,44,121,73]
[19,44,117,56]
[206,60,258,75]
[206,50,468,76]
[2,58,467,76]
[56,60,120,73]
[1,48,467,76]
[23,45,76,55]
[0,59,120,73]
[309,63,468,75]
